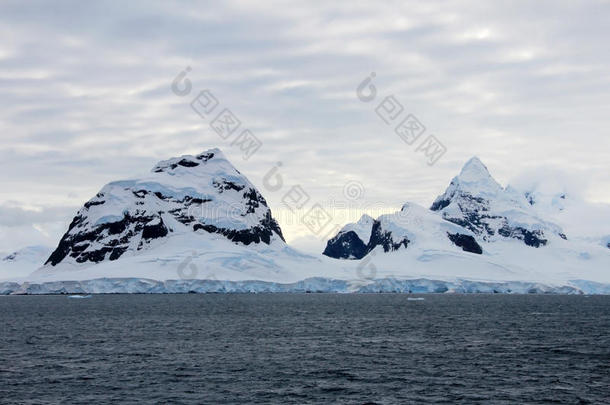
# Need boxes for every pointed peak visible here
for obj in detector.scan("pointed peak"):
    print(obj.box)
[459,156,491,180]
[338,214,375,244]
[453,156,502,192]
[463,156,485,168]
[340,214,374,234]
[357,214,374,223]
[431,157,503,210]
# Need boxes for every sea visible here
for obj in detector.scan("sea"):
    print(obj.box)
[1,294,609,404]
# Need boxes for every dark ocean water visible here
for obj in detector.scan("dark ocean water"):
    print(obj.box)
[1,294,609,404]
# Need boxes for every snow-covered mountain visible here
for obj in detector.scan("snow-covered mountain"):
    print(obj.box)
[430,157,565,247]
[0,246,52,279]
[516,176,610,248]
[2,152,609,294]
[41,148,285,270]
[25,149,344,288]
[322,157,610,291]
[324,157,564,259]
[323,205,482,260]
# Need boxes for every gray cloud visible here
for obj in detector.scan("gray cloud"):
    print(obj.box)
[0,203,76,228]
[1,0,609,251]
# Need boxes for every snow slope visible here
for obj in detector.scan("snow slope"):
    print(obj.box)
[0,246,51,279]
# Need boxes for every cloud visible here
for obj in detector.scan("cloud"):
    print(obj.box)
[1,0,609,251]
[0,203,75,228]
[0,202,77,251]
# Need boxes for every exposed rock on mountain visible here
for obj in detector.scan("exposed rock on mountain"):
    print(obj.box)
[45,149,285,267]
[322,214,373,259]
[323,157,572,261]
[323,203,482,259]
[430,157,564,247]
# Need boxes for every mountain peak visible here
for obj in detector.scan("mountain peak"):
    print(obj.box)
[431,157,502,212]
[457,157,495,183]
[429,156,563,246]
[340,214,374,241]
[447,156,503,198]
[152,148,227,174]
[356,214,374,223]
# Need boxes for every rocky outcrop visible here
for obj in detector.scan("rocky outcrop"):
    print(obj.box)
[323,231,369,259]
[323,203,483,259]
[446,233,483,254]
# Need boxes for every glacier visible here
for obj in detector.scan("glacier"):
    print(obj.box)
[3,277,607,295]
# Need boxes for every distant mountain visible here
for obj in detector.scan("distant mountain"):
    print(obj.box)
[430,157,566,247]
[43,148,285,268]
[324,156,568,259]
[323,204,481,260]
[0,246,52,279]
[321,154,610,285]
[318,156,610,294]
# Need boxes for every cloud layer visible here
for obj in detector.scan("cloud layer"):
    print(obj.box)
[1,0,609,252]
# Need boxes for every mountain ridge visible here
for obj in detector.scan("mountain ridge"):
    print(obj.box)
[324,156,571,260]
[2,150,609,294]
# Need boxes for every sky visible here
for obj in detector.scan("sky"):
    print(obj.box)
[1,0,609,254]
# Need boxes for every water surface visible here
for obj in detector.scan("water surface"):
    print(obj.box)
[1,294,609,403]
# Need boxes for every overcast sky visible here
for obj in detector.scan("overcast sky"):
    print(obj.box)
[1,0,609,253]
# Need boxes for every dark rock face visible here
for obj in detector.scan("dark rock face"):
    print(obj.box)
[84,199,105,209]
[47,186,284,266]
[322,231,368,259]
[432,191,552,248]
[142,218,169,240]
[193,212,283,245]
[430,198,451,211]
[367,221,410,252]
[432,193,499,236]
[213,179,245,192]
[498,226,547,248]
[446,233,483,254]
[177,159,199,168]
[45,212,169,266]
[153,152,215,173]
[323,220,410,259]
